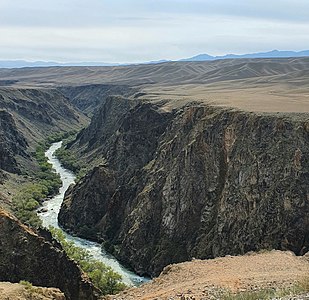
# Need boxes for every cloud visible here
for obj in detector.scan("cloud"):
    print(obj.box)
[0,0,308,62]
[1,0,309,27]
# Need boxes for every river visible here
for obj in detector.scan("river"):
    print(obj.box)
[38,141,147,286]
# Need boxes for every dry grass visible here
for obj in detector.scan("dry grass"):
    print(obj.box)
[222,277,309,300]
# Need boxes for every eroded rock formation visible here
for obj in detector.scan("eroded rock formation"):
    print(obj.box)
[0,209,98,300]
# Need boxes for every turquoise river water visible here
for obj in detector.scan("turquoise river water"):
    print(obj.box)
[38,141,148,286]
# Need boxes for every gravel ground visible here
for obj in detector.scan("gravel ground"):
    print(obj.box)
[106,250,309,300]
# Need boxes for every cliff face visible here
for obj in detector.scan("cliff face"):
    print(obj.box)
[0,110,28,174]
[0,209,98,300]
[59,100,309,277]
[59,98,173,238]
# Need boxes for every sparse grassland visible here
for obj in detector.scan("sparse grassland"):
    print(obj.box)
[221,279,309,300]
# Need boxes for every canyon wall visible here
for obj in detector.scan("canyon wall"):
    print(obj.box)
[59,84,137,116]
[0,87,88,180]
[59,98,309,277]
[0,110,28,174]
[0,88,88,147]
[0,209,98,300]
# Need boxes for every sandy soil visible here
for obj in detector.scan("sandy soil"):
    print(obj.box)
[108,251,309,300]
[0,282,65,300]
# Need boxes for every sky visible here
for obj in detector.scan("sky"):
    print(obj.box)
[0,0,309,63]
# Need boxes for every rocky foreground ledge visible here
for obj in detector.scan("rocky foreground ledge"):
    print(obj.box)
[0,282,65,300]
[107,250,309,300]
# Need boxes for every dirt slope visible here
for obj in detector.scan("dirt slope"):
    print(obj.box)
[108,251,309,300]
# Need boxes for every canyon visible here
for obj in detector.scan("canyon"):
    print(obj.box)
[0,57,308,297]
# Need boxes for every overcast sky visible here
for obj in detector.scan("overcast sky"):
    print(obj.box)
[0,0,308,63]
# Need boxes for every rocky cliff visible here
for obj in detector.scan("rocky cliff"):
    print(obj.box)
[0,110,28,174]
[0,209,98,300]
[59,98,309,277]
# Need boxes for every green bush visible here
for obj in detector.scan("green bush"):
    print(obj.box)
[49,227,127,295]
[12,183,47,228]
[34,142,62,196]
[19,280,33,289]
[222,289,276,300]
[55,146,88,181]
[55,147,81,172]
[45,130,77,145]
[222,279,309,300]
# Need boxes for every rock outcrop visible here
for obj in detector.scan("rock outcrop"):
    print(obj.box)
[59,99,309,277]
[0,209,98,300]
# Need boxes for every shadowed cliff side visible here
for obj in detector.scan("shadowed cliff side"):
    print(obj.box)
[59,98,309,277]
[0,209,99,300]
[0,110,28,174]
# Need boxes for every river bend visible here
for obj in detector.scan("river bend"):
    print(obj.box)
[38,141,147,286]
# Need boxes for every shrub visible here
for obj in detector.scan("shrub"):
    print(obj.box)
[54,147,80,172]
[222,289,276,300]
[12,135,64,228]
[222,278,309,300]
[19,280,33,289]
[54,145,89,181]
[12,183,46,228]
[49,227,127,295]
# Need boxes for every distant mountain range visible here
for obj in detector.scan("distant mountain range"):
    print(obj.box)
[0,60,119,68]
[0,50,308,68]
[180,50,309,62]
